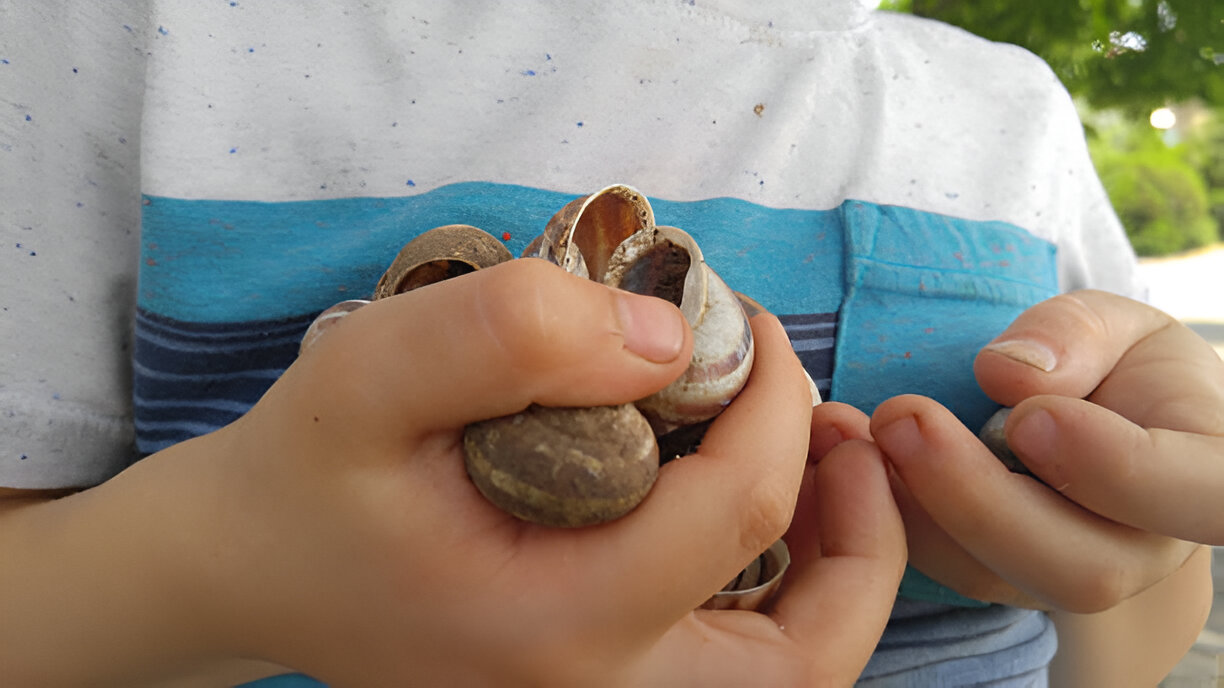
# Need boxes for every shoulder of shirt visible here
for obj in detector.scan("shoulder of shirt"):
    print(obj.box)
[870,11,1064,89]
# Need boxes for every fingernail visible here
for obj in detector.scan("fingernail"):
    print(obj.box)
[615,291,687,363]
[873,415,925,464]
[983,339,1057,373]
[1008,408,1056,469]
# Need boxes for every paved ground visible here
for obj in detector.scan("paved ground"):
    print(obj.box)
[1137,245,1224,687]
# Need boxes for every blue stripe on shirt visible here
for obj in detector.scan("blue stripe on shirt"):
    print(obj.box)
[138,182,845,322]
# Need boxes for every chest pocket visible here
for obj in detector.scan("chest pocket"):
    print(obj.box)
[831,201,1059,606]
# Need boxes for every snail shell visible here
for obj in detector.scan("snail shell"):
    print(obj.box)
[526,184,654,282]
[605,225,755,435]
[979,406,1032,475]
[299,299,371,355]
[701,539,791,611]
[463,403,659,528]
[299,224,511,355]
[533,184,755,437]
[374,224,513,298]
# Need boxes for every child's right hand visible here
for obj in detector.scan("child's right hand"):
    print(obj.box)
[140,258,903,686]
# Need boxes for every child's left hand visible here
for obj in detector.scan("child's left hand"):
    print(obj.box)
[861,289,1223,611]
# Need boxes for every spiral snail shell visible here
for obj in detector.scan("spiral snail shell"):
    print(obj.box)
[605,224,754,436]
[298,224,511,354]
[373,224,513,299]
[526,184,756,439]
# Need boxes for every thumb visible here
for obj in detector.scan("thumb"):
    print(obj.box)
[973,289,1173,406]
[972,289,1224,544]
[285,258,694,444]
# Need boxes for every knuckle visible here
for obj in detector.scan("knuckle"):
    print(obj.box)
[1050,292,1112,340]
[476,259,576,374]
[736,478,794,555]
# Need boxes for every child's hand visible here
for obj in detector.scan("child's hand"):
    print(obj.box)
[175,259,903,686]
[867,290,1221,612]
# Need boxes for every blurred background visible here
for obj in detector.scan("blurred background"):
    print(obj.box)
[880,3,1223,685]
[881,0,1223,260]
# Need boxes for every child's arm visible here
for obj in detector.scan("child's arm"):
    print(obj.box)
[1,259,905,687]
[1048,544,1213,688]
[0,444,299,685]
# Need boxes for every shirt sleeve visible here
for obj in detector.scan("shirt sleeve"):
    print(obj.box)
[1031,58,1146,300]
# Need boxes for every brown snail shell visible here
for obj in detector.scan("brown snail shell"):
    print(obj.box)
[526,184,654,282]
[299,299,371,355]
[463,403,659,528]
[374,224,513,298]
[299,224,511,355]
[605,225,755,435]
[531,184,755,436]
[702,539,791,611]
[979,406,1032,475]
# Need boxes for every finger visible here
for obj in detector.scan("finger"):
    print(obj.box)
[808,402,871,462]
[871,395,1196,613]
[626,612,802,688]
[290,258,695,437]
[776,438,906,664]
[582,312,813,623]
[630,439,906,688]
[884,465,1046,608]
[975,288,1224,544]
[804,406,1012,608]
[974,290,1169,403]
[975,291,1223,426]
[1006,396,1224,545]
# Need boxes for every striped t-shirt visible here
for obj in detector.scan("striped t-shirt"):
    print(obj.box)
[3,2,1143,684]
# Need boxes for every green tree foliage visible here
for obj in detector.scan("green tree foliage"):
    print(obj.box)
[1094,147,1218,255]
[880,0,1223,114]
[1183,114,1224,231]
[882,0,1224,255]
[1089,120,1219,255]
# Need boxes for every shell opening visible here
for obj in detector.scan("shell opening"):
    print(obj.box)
[394,260,478,294]
[572,190,652,281]
[615,239,691,308]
